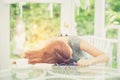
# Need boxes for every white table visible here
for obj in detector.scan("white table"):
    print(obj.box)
[0,65,120,80]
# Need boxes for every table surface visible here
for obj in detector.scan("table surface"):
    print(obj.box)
[0,64,120,80]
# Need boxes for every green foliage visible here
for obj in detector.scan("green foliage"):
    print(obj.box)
[10,0,119,61]
[76,0,95,36]
[105,0,120,39]
[10,0,120,39]
[10,3,60,46]
[107,0,120,12]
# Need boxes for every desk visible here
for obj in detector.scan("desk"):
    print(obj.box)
[0,65,120,80]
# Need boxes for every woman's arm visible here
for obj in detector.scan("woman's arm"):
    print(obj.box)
[77,39,109,66]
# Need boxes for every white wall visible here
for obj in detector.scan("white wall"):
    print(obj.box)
[60,0,77,36]
[0,0,10,70]
[118,28,120,68]
[94,0,105,38]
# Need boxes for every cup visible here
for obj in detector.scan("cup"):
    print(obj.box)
[16,58,28,67]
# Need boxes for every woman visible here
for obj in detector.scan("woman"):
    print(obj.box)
[22,35,109,66]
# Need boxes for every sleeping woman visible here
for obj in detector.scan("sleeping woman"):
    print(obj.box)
[21,35,109,66]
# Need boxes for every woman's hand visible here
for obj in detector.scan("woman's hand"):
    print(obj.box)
[77,59,93,67]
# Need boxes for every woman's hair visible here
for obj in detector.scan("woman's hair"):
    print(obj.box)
[23,40,72,64]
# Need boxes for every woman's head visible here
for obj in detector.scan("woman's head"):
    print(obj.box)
[23,40,72,64]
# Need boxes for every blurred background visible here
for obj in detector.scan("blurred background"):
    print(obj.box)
[9,0,120,67]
